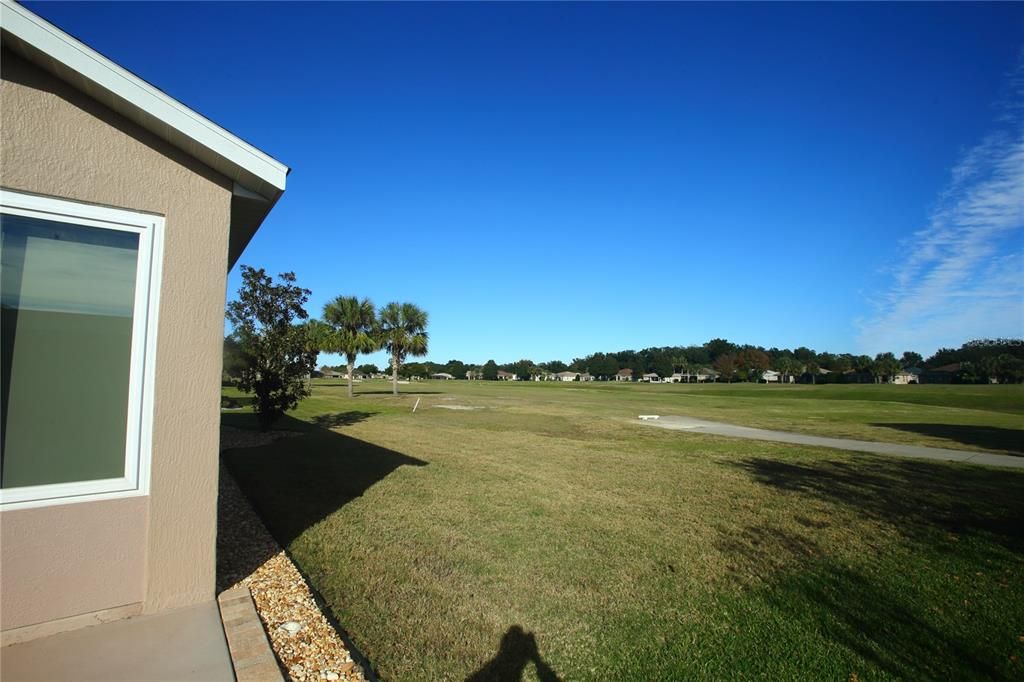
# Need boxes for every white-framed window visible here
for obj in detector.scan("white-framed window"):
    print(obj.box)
[0,188,163,510]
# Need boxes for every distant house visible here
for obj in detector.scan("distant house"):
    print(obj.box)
[578,372,594,382]
[466,369,483,380]
[324,368,363,380]
[761,369,795,383]
[891,369,919,385]
[431,372,454,380]
[615,368,633,382]
[670,372,708,383]
[697,368,719,383]
[642,372,661,383]
[555,371,579,382]
[497,370,519,381]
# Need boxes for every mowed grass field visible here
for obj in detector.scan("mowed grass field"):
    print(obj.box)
[223,380,1024,680]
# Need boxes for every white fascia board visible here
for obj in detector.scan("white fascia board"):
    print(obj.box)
[0,0,288,196]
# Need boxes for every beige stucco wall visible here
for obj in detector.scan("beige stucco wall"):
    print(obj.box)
[0,498,148,629]
[0,49,232,629]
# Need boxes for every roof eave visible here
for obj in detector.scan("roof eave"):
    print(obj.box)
[1,0,288,207]
[228,183,284,270]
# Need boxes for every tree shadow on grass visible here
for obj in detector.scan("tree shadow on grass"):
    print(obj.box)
[313,411,377,428]
[716,517,1021,679]
[734,457,1024,554]
[870,423,1024,456]
[466,626,562,682]
[221,410,312,432]
[759,556,1014,679]
[725,457,1024,675]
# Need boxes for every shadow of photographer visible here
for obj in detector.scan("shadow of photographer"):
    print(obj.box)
[467,625,562,682]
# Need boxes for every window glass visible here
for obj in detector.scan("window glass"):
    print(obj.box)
[1,214,139,488]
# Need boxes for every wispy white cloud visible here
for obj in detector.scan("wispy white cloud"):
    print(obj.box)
[857,54,1024,356]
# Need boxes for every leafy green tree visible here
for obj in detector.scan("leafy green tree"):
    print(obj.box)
[591,353,619,379]
[651,354,674,379]
[482,360,499,381]
[704,338,736,361]
[683,345,711,366]
[225,266,317,430]
[323,295,378,398]
[829,354,853,375]
[793,347,816,364]
[400,362,427,379]
[511,359,534,381]
[900,351,923,369]
[541,360,568,373]
[994,354,1024,384]
[357,363,379,376]
[853,355,873,373]
[926,339,1024,369]
[980,354,1019,383]
[444,359,468,380]
[379,302,429,395]
[222,335,247,382]
[872,352,901,383]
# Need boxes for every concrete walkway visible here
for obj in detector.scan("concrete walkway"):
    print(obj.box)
[640,415,1024,469]
[1,602,235,681]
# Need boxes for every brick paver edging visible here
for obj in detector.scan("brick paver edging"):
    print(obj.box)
[218,586,284,681]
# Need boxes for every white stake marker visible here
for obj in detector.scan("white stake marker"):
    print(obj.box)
[413,398,421,413]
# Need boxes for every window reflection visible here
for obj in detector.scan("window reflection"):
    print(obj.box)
[1,215,140,488]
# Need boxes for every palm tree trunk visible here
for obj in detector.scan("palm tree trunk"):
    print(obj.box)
[392,355,399,396]
[347,358,355,399]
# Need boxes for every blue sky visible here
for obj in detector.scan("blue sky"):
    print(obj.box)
[28,2,1024,367]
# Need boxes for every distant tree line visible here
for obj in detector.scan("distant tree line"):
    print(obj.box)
[331,338,1023,385]
[224,274,1022,429]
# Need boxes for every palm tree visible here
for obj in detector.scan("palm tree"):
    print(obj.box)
[805,360,821,385]
[323,296,378,398]
[378,302,429,396]
[774,356,795,384]
[303,319,335,391]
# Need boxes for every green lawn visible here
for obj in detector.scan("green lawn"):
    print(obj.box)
[223,380,1024,680]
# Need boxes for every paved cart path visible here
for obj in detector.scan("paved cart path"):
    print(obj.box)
[640,415,1024,469]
